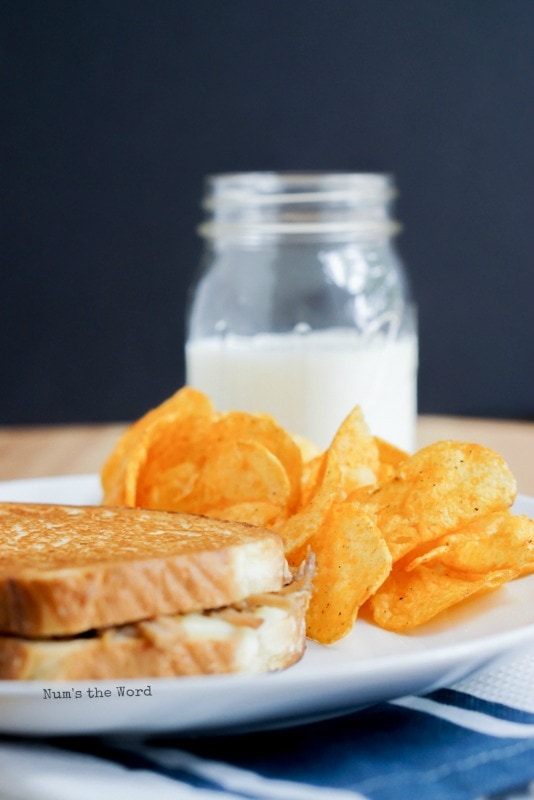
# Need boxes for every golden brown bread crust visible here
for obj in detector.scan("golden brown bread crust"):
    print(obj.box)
[0,503,287,637]
[0,574,312,679]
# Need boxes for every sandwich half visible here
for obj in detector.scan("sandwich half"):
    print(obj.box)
[0,502,312,679]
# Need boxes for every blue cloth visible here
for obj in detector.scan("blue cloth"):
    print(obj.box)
[1,649,533,800]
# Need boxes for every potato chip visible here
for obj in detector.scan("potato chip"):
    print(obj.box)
[299,454,324,507]
[405,511,534,576]
[138,462,200,512]
[365,563,518,633]
[282,451,342,555]
[209,412,302,512]
[327,406,379,496]
[179,439,292,516]
[120,430,151,506]
[102,387,215,505]
[359,440,517,562]
[291,433,322,463]
[303,502,392,644]
[101,387,213,487]
[296,406,378,516]
[374,437,409,483]
[133,414,213,508]
[204,501,289,529]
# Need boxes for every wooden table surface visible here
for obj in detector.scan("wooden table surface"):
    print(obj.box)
[0,415,532,495]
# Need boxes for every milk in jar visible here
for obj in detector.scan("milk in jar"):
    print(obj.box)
[186,173,418,451]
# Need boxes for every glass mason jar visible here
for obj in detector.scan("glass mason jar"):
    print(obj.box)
[185,172,418,451]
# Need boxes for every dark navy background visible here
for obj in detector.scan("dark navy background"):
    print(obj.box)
[2,0,533,424]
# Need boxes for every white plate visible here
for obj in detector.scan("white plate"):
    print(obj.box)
[0,474,533,737]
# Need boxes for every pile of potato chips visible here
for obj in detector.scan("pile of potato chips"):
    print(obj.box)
[101,387,534,644]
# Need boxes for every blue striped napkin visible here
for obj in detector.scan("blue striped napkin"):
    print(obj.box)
[1,647,533,800]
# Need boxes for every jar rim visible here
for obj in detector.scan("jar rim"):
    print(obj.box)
[199,172,399,239]
[202,171,396,209]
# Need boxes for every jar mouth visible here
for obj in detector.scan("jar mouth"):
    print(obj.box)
[202,172,396,207]
[199,172,399,239]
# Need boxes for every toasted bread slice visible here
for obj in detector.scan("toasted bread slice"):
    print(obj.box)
[0,574,311,680]
[0,503,288,637]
